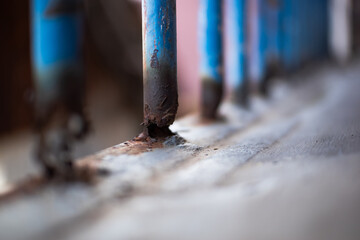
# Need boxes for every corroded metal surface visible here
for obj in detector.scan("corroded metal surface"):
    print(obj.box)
[142,0,178,135]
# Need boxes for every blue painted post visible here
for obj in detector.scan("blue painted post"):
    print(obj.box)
[225,0,248,106]
[199,0,224,119]
[292,0,301,69]
[303,0,312,63]
[280,0,298,72]
[264,0,281,66]
[262,0,282,95]
[31,0,86,176]
[32,0,84,97]
[320,0,329,58]
[278,0,287,70]
[307,0,316,62]
[142,0,178,137]
[298,0,305,65]
[248,0,267,94]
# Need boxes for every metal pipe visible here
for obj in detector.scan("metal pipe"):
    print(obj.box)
[262,0,282,95]
[142,0,178,137]
[199,0,224,119]
[265,0,281,63]
[303,0,312,62]
[225,0,249,106]
[280,0,297,72]
[31,0,87,176]
[320,0,330,58]
[247,0,267,94]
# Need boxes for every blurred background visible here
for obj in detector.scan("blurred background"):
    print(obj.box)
[0,0,359,187]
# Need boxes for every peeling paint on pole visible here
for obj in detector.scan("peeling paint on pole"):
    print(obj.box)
[142,0,178,137]
[199,0,224,119]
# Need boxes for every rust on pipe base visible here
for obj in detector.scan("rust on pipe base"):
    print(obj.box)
[143,63,179,133]
[201,78,223,119]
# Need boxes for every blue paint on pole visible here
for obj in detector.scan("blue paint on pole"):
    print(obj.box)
[225,0,248,105]
[279,0,329,72]
[305,0,312,61]
[32,0,83,92]
[280,0,299,71]
[292,0,301,68]
[199,0,224,118]
[142,0,178,135]
[248,0,267,88]
[199,0,223,83]
[297,0,305,64]
[259,0,282,95]
[264,0,281,65]
[31,0,87,176]
[320,0,329,58]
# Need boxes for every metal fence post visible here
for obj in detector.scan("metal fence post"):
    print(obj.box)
[280,0,297,72]
[225,0,249,106]
[247,0,267,94]
[31,0,87,176]
[262,0,282,95]
[142,0,178,138]
[199,0,224,119]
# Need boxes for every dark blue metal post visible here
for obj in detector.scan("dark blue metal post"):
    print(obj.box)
[225,0,249,106]
[31,0,86,176]
[142,0,178,137]
[199,0,224,119]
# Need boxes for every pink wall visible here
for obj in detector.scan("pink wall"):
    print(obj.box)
[177,0,201,115]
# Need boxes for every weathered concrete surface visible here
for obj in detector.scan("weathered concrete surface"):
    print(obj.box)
[0,62,360,240]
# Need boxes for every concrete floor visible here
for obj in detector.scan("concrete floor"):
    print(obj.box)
[0,61,360,240]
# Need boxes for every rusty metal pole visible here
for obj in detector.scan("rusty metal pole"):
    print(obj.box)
[142,0,178,138]
[199,0,224,119]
